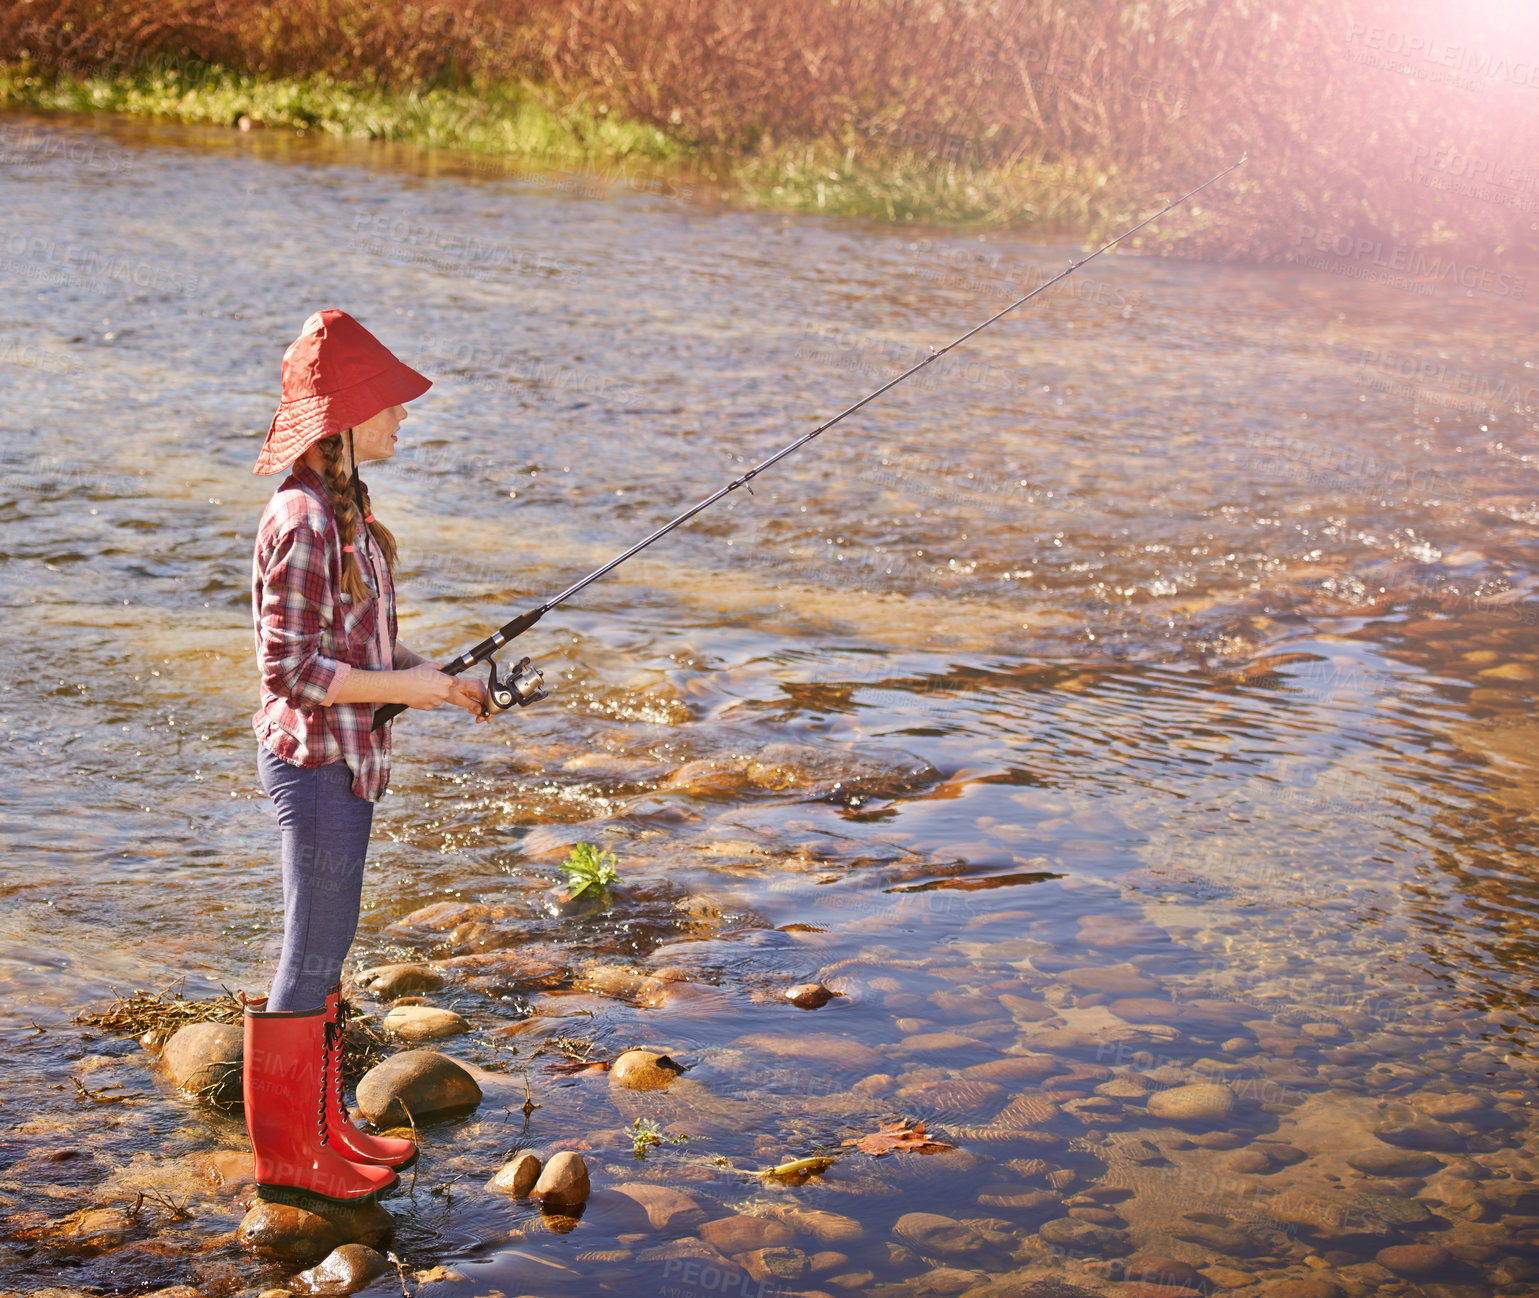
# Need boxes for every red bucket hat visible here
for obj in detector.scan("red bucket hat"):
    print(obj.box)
[254,309,431,475]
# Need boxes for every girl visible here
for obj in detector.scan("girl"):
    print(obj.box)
[243,308,489,1207]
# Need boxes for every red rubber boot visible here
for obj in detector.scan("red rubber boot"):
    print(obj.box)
[322,984,418,1171]
[242,995,398,1207]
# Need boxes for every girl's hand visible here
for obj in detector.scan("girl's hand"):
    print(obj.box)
[397,662,460,710]
[448,674,491,722]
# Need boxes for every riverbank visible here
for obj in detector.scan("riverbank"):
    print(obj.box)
[0,63,1138,234]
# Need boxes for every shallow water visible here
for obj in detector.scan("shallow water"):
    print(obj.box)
[1,111,1537,1297]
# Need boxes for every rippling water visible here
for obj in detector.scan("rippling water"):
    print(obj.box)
[1,111,1537,1296]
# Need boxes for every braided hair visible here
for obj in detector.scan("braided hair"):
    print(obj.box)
[316,432,398,604]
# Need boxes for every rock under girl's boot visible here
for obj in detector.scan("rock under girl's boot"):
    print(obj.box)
[242,995,398,1207]
[322,984,418,1171]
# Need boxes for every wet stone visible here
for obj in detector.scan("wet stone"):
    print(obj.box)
[1375,1243,1452,1276]
[1260,1281,1342,1298]
[1125,1256,1204,1288]
[381,1005,467,1042]
[1346,1147,1442,1177]
[1036,1217,1130,1254]
[531,1151,590,1208]
[787,982,836,1009]
[237,1201,392,1264]
[161,1021,243,1105]
[1170,1217,1266,1257]
[355,1050,481,1125]
[610,1049,686,1090]
[892,1212,987,1257]
[487,1151,541,1197]
[1145,1082,1236,1122]
[701,1214,796,1253]
[293,1243,389,1294]
[1060,964,1161,996]
[1372,1120,1466,1152]
[737,1247,808,1282]
[354,963,445,999]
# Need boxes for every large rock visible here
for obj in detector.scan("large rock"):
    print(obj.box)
[354,963,445,999]
[611,1182,705,1231]
[610,1049,685,1091]
[531,1151,590,1207]
[237,1200,392,1264]
[1346,1148,1442,1177]
[700,1215,796,1253]
[382,1006,468,1042]
[771,1207,865,1244]
[1375,1244,1451,1276]
[355,1051,481,1126]
[486,1152,541,1197]
[1146,1083,1236,1122]
[294,1243,390,1293]
[162,1021,243,1105]
[1037,1217,1131,1254]
[893,1212,986,1258]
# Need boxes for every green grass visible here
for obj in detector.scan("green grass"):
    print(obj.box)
[0,61,1147,233]
[0,63,681,166]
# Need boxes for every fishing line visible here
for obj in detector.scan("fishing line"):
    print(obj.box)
[374,153,1248,729]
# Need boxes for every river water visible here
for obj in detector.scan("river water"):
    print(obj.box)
[1,111,1537,1297]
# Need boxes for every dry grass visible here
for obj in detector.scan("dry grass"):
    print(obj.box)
[2,0,1536,261]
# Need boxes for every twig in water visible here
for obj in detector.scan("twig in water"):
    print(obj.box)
[386,1251,410,1297]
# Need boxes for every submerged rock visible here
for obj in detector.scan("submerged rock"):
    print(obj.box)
[1145,1082,1236,1122]
[611,1182,705,1231]
[892,1212,986,1257]
[1375,1243,1451,1276]
[162,1021,243,1105]
[294,1243,390,1294]
[700,1214,796,1253]
[355,1050,481,1125]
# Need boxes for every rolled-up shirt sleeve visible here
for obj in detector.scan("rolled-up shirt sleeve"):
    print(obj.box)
[257,524,347,706]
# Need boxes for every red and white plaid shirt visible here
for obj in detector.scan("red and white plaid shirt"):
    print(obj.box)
[252,460,397,801]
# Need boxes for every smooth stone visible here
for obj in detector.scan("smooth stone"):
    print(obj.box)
[1412,1093,1485,1120]
[892,1212,987,1257]
[1170,1219,1264,1256]
[612,1182,706,1231]
[1346,1148,1442,1177]
[1061,964,1161,995]
[239,1204,341,1264]
[531,1152,590,1207]
[487,1151,541,1197]
[776,1207,866,1244]
[960,1056,1058,1082]
[900,1032,987,1053]
[1372,1121,1466,1152]
[354,1050,481,1125]
[1125,1256,1203,1287]
[1228,1149,1277,1174]
[808,1250,849,1274]
[610,1049,686,1090]
[998,994,1056,1021]
[1036,1217,1130,1254]
[736,1247,808,1282]
[354,963,445,999]
[1190,1131,1245,1149]
[60,1207,130,1253]
[293,1243,389,1294]
[702,1215,796,1253]
[1260,1282,1342,1298]
[1375,1243,1451,1276]
[1145,1083,1236,1122]
[382,1005,468,1042]
[787,983,836,1009]
[162,1021,243,1104]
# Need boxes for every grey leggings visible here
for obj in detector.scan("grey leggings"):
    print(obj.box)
[257,745,374,1013]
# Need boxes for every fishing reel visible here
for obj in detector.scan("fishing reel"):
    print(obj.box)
[481,655,547,716]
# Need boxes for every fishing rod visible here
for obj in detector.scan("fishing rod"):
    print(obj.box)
[373,152,1247,729]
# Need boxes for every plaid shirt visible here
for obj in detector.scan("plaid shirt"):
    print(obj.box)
[252,461,397,801]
